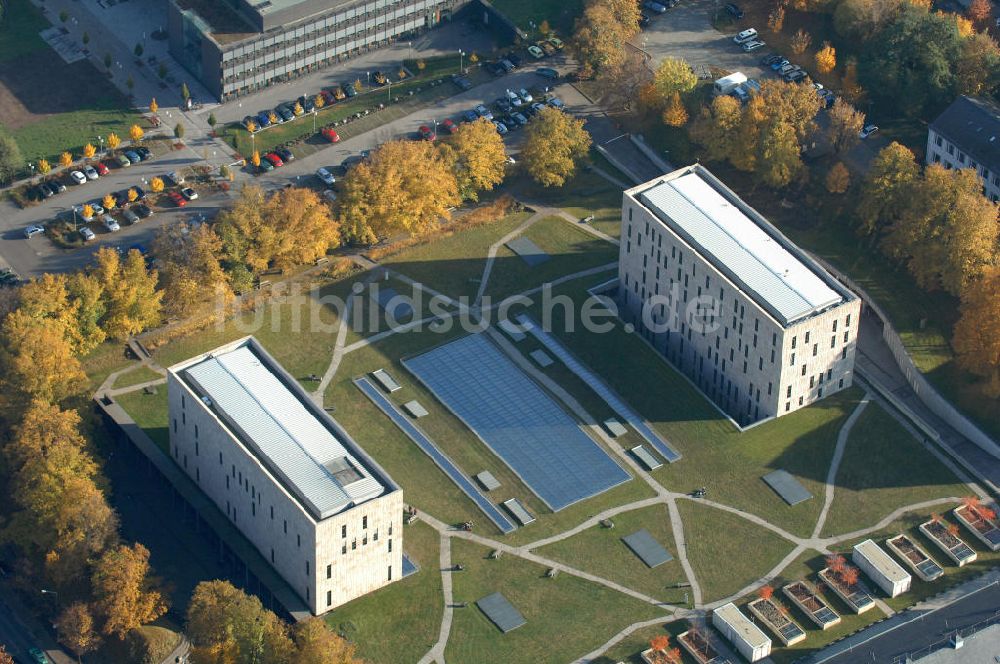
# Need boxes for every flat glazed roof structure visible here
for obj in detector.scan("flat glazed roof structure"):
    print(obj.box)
[634,169,844,326]
[178,342,385,520]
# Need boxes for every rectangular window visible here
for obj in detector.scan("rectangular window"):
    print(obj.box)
[787,385,792,398]
[219,452,223,465]
[846,314,851,327]
[194,425,198,439]
[283,520,287,534]
[271,549,275,563]
[833,319,838,332]
[270,506,274,519]
[342,544,347,554]
[172,419,177,433]
[342,525,347,538]
[812,344,818,357]
[839,378,844,389]
[831,336,836,349]
[844,331,849,343]
[790,353,795,366]
[327,590,332,607]
[327,564,332,579]
[801,364,807,376]
[181,395,185,409]
[388,539,393,553]
[363,516,368,529]
[791,336,797,349]
[388,566,392,581]
[306,561,310,576]
[251,502,255,516]
[842,347,848,360]
[805,331,810,344]
[785,402,791,412]
[799,396,804,406]
[297,534,301,548]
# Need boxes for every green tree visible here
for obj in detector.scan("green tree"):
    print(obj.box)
[521,106,592,187]
[857,141,920,235]
[104,53,112,70]
[652,57,697,102]
[955,32,1000,97]
[833,0,903,40]
[439,117,508,201]
[207,112,218,129]
[174,123,185,139]
[0,133,24,185]
[181,82,191,101]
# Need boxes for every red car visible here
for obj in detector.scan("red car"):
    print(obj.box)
[418,125,436,141]
[167,191,187,207]
[321,128,340,143]
[441,118,457,135]
[95,161,110,176]
[320,89,336,105]
[265,153,284,167]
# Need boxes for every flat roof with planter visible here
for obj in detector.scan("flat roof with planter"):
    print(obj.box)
[782,581,841,630]
[886,534,943,582]
[712,602,771,662]
[853,539,912,597]
[919,519,978,566]
[818,567,876,614]
[748,597,806,646]
[953,504,1000,551]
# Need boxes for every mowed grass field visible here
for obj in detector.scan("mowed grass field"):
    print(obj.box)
[0,0,143,164]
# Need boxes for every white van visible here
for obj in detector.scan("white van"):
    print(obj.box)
[733,28,758,44]
[714,72,748,96]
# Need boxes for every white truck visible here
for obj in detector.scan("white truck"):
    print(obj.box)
[714,72,748,96]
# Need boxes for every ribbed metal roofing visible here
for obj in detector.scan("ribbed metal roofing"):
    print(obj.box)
[638,172,842,325]
[183,345,384,520]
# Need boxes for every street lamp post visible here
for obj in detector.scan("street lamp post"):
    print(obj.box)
[312,108,317,133]
[459,49,464,74]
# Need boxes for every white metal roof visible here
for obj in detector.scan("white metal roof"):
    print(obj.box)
[182,345,384,520]
[854,539,912,585]
[637,171,843,325]
[714,602,771,649]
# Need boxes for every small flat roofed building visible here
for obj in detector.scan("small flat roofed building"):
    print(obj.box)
[712,602,772,662]
[619,165,861,426]
[926,95,1000,203]
[853,539,911,597]
[167,337,403,615]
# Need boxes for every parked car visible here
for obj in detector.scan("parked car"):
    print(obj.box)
[506,89,523,107]
[132,185,147,200]
[493,121,508,135]
[329,85,346,101]
[276,104,295,122]
[536,67,559,80]
[257,158,274,172]
[518,88,533,103]
[256,112,272,128]
[418,124,436,141]
[89,201,106,215]
[499,59,515,73]
[761,53,782,66]
[639,13,651,27]
[320,89,336,105]
[103,216,120,232]
[163,171,184,186]
[343,83,357,97]
[275,147,294,162]
[167,191,187,206]
[771,58,790,71]
[508,111,528,127]
[134,146,151,160]
[742,40,765,52]
[733,28,758,43]
[316,167,336,185]
[28,647,51,664]
[530,101,547,115]
[124,150,142,163]
[547,37,564,50]
[486,61,505,76]
[50,180,66,193]
[37,182,55,198]
[322,189,337,203]
[24,224,45,238]
[117,154,132,168]
[122,208,140,224]
[527,45,545,59]
[784,69,807,82]
[264,153,284,168]
[726,2,744,18]
[474,104,494,120]
[452,75,473,91]
[860,124,879,139]
[441,118,457,134]
[70,170,87,185]
[321,127,341,143]
[644,0,667,13]
[79,227,96,242]
[181,187,198,200]
[83,165,99,180]
[243,116,259,131]
[301,95,317,112]
[462,109,479,123]
[95,161,110,176]
[494,97,512,113]
[133,203,153,218]
[547,96,566,109]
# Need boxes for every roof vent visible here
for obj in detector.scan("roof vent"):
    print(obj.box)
[201,396,213,407]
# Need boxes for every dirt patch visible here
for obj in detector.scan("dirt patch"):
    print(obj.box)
[0,49,130,130]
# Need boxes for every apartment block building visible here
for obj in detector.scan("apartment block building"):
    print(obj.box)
[167,337,403,615]
[926,95,1000,203]
[168,0,469,100]
[618,165,862,426]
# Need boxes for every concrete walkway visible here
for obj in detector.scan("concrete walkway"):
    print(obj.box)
[812,396,871,539]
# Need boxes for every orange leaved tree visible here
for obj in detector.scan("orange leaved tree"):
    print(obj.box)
[841,567,860,587]
[757,585,774,601]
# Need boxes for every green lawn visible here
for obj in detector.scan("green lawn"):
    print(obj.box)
[0,0,48,63]
[514,168,625,239]
[11,104,145,166]
[484,216,619,302]
[81,342,135,393]
[344,274,459,343]
[326,521,442,663]
[445,538,665,664]
[820,403,970,537]
[527,276,866,537]
[677,500,795,604]
[593,621,688,664]
[111,366,165,390]
[379,212,532,301]
[535,504,689,605]
[115,388,169,453]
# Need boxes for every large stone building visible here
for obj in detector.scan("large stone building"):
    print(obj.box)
[926,95,1000,203]
[167,337,403,615]
[168,0,468,100]
[618,165,861,426]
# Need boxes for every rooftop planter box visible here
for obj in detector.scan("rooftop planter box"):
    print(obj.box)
[677,628,728,664]
[819,567,876,614]
[953,504,1000,552]
[886,534,944,582]
[748,597,806,646]
[919,519,977,566]
[640,647,682,664]
[782,581,841,630]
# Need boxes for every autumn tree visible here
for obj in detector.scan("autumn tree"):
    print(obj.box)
[127,188,139,204]
[768,5,786,32]
[150,176,164,193]
[292,617,362,664]
[790,29,812,54]
[955,33,1000,97]
[825,162,851,193]
[760,80,822,144]
[37,159,51,175]
[967,0,992,25]
[857,141,920,236]
[521,106,592,187]
[815,42,836,73]
[0,133,24,185]
[107,132,121,151]
[596,50,653,112]
[90,247,163,340]
[953,267,1000,397]
[60,151,73,168]
[1,314,86,403]
[83,143,96,160]
[652,57,698,103]
[129,124,144,143]
[690,95,743,162]
[264,187,342,269]
[153,221,229,315]
[57,602,101,661]
[439,117,508,201]
[91,543,167,639]
[834,0,903,40]
[662,92,689,127]
[103,193,116,211]
[251,150,261,168]
[186,580,294,664]
[758,585,775,600]
[0,646,13,664]
[757,120,805,187]
[149,98,158,114]
[571,0,639,76]
[337,140,460,244]
[826,98,866,153]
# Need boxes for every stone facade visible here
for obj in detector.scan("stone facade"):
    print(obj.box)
[618,166,861,426]
[926,125,1000,203]
[167,338,403,615]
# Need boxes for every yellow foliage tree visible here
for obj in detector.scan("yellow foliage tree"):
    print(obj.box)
[129,124,144,143]
[106,133,121,150]
[294,101,304,115]
[56,603,101,660]
[251,150,261,168]
[314,93,325,109]
[103,194,116,210]
[59,152,73,168]
[82,204,94,220]
[953,267,1000,397]
[37,159,51,175]
[438,117,508,201]
[825,162,851,193]
[83,143,96,159]
[268,111,279,125]
[90,247,162,340]
[150,177,164,193]
[815,42,837,73]
[292,617,363,664]
[768,5,786,32]
[0,313,86,403]
[352,78,364,92]
[653,56,697,102]
[127,188,138,203]
[954,13,974,37]
[91,543,168,639]
[521,106,592,187]
[149,98,158,114]
[662,92,689,127]
[152,221,229,315]
[245,119,257,133]
[338,140,460,244]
